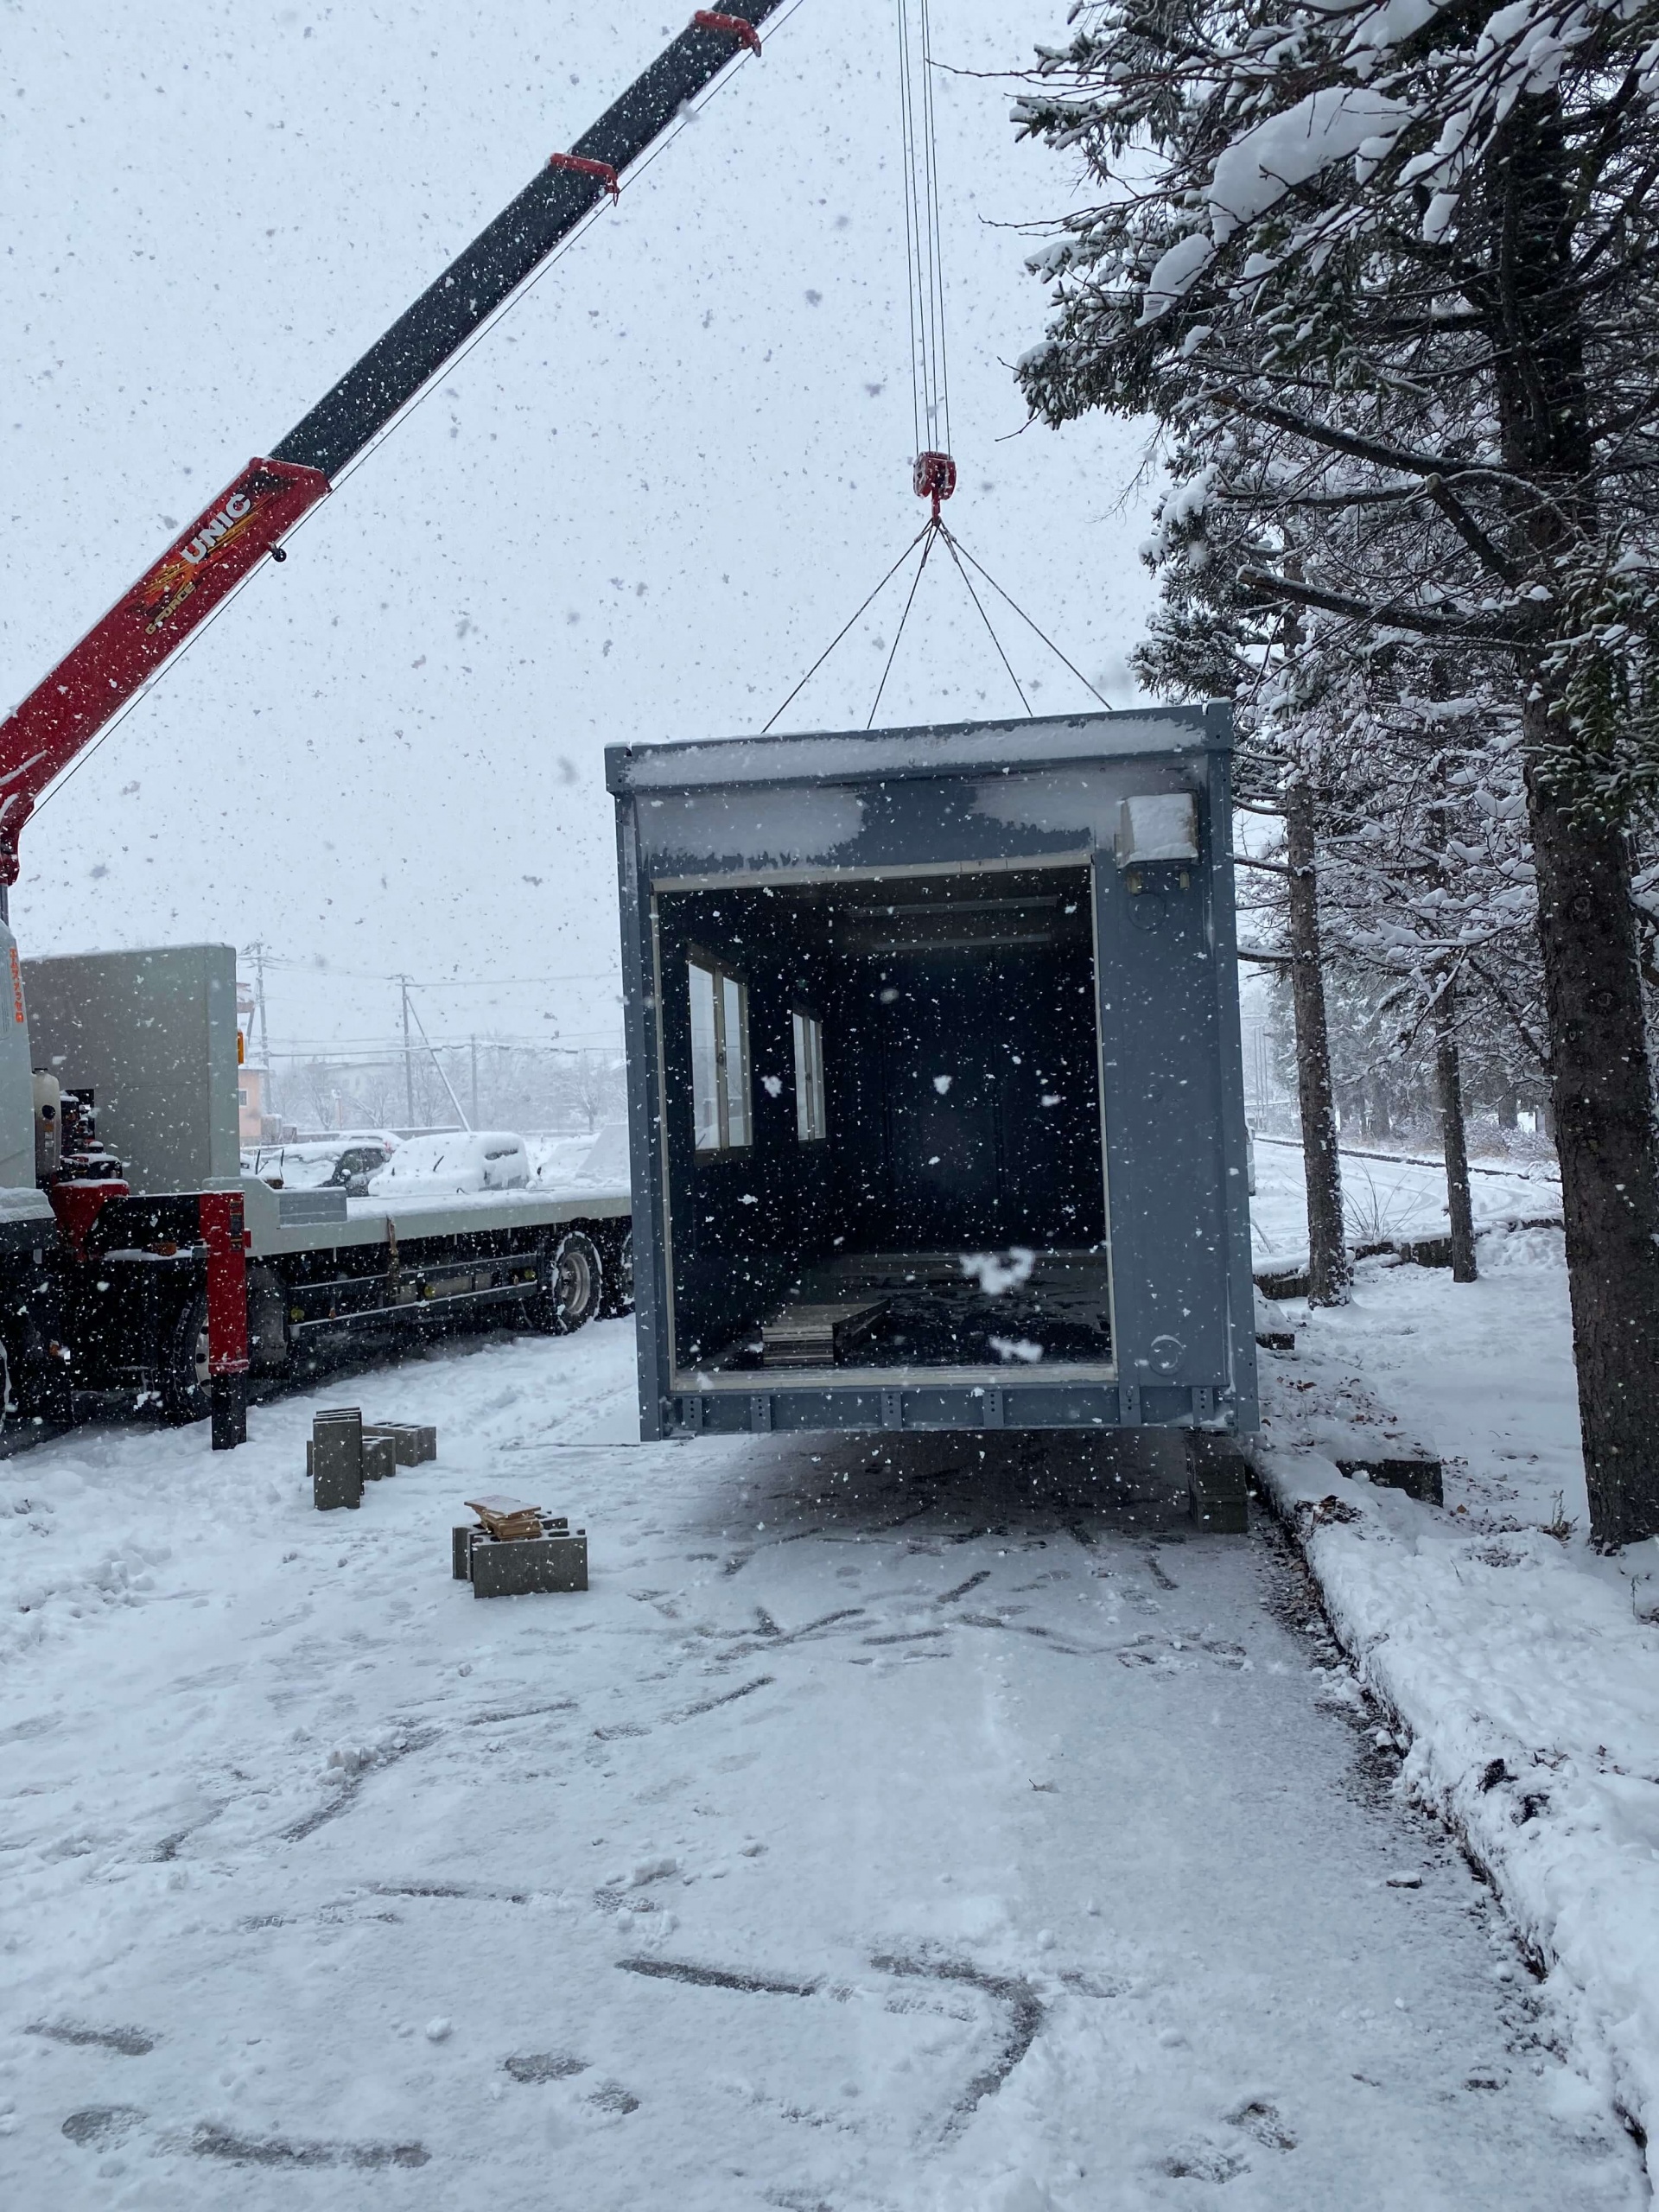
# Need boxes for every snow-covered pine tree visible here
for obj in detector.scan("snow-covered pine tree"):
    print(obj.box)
[1017,0,1659,1544]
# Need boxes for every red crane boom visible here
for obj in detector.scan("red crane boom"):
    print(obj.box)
[0,8,779,887]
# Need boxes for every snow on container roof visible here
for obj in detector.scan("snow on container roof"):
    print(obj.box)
[605,703,1229,795]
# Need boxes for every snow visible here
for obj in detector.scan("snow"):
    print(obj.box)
[1138,232,1217,325]
[611,710,1215,795]
[367,1132,530,1197]
[2,4,1160,1065]
[1247,1132,1558,1268]
[530,1122,632,1195]
[242,1138,397,1192]
[1115,793,1198,866]
[1248,1182,1659,2180]
[1210,89,1409,240]
[1138,87,1413,318]
[0,1300,1648,2205]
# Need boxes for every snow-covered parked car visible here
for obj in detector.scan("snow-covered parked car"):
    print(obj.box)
[366,1130,531,1198]
[534,1120,632,1193]
[244,1135,398,1195]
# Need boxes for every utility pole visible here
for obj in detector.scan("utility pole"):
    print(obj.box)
[471,1034,479,1128]
[244,939,275,1122]
[398,976,414,1128]
[252,942,270,1071]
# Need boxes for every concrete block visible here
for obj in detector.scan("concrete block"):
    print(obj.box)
[362,1433,397,1483]
[453,1524,478,1580]
[365,1422,436,1466]
[1336,1455,1443,1506]
[1186,1433,1249,1535]
[469,1529,588,1599]
[312,1408,363,1512]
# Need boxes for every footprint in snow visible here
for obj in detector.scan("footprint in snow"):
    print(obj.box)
[31,2020,156,2056]
[504,2053,588,2084]
[61,2106,145,2149]
[1230,2098,1297,2150]
[1159,2136,1250,2183]
[586,2082,641,2115]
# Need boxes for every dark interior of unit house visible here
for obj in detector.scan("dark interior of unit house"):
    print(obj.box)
[653,862,1114,1382]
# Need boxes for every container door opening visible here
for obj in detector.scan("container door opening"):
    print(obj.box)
[653,863,1111,1385]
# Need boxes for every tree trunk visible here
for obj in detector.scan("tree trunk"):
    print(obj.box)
[1432,974,1478,1282]
[1497,1084,1517,1132]
[1525,759,1659,1542]
[1284,781,1350,1305]
[1486,96,1659,1543]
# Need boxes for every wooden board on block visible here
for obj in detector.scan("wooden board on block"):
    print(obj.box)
[466,1495,545,1541]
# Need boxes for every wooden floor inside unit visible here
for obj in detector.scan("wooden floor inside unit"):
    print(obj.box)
[703,1250,1114,1377]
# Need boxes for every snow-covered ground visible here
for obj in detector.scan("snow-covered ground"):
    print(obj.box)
[1249,1133,1559,1267]
[1,1299,1646,2207]
[1250,1152,1659,2186]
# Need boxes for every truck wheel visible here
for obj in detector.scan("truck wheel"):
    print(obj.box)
[599,1226,634,1317]
[160,1290,211,1424]
[529,1230,603,1336]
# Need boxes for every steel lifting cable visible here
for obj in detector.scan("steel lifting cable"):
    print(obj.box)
[898,0,955,518]
[917,0,951,457]
[760,524,931,734]
[762,0,1114,729]
[941,526,1115,711]
[937,528,1032,715]
[866,524,937,728]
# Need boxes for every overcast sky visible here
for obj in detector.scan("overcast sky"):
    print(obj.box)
[2,1,1158,1069]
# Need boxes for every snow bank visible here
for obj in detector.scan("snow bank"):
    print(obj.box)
[1250,1258,1659,2174]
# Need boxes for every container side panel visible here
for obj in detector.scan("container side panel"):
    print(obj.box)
[1207,734,1261,1428]
[1092,842,1233,1395]
[25,944,239,1194]
[615,799,670,1440]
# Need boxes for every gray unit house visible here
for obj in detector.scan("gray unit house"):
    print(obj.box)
[607,705,1256,1446]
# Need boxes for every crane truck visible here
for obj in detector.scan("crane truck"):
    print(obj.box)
[0,10,784,1446]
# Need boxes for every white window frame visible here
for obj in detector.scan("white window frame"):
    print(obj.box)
[688,949,751,1154]
[792,1006,828,1143]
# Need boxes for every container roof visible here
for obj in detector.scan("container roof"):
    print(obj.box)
[605,703,1230,795]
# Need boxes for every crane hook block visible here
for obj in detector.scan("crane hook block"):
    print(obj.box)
[547,152,620,203]
[692,11,762,53]
[913,451,957,518]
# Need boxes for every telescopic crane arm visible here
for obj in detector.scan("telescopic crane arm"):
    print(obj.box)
[0,8,778,888]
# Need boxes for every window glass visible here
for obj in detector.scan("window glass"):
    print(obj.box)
[689,958,720,1152]
[688,953,750,1153]
[792,1008,827,1141]
[722,973,750,1148]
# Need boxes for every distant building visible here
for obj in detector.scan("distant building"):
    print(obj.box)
[238,1063,278,1145]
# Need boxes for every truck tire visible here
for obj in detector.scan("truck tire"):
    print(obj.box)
[599,1225,634,1318]
[528,1230,603,1336]
[160,1289,211,1424]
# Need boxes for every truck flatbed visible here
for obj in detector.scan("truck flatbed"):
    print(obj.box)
[242,1174,629,1258]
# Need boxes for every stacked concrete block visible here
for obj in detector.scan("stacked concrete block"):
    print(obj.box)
[362,1433,397,1484]
[309,1410,437,1509]
[364,1422,437,1467]
[311,1408,365,1512]
[453,1512,588,1598]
